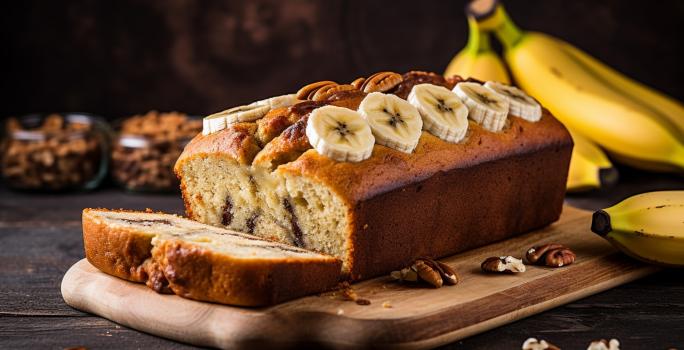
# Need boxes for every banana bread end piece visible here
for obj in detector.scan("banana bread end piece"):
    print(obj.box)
[82,208,342,306]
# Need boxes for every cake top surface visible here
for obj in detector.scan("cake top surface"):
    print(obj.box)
[175,71,572,203]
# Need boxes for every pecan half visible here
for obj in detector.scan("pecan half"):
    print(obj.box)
[393,71,448,99]
[288,100,327,116]
[312,84,356,102]
[418,257,459,285]
[296,81,337,100]
[445,75,466,89]
[414,259,442,288]
[526,243,576,267]
[360,71,403,93]
[391,257,459,288]
[326,89,367,110]
[526,243,565,264]
[544,248,576,267]
[481,256,526,273]
[435,261,459,285]
[350,77,366,89]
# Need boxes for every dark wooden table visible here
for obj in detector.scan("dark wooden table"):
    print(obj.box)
[1,166,683,349]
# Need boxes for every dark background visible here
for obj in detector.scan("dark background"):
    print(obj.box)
[2,0,684,120]
[2,2,684,349]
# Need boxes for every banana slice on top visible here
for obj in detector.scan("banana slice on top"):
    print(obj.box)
[222,104,271,124]
[453,82,509,132]
[483,81,542,122]
[358,92,423,153]
[306,105,375,162]
[202,112,228,135]
[407,84,469,143]
[201,104,270,135]
[253,94,301,110]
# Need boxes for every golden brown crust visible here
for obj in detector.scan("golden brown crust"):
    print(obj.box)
[82,208,155,283]
[253,116,312,170]
[255,107,297,146]
[174,74,573,281]
[153,239,341,306]
[175,122,261,171]
[344,137,572,279]
[82,208,342,306]
[251,94,365,169]
[255,101,326,146]
[277,109,570,204]
[272,110,572,280]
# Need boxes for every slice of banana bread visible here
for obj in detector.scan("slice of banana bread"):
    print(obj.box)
[82,208,341,306]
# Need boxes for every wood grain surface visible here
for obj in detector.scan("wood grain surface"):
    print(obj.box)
[61,206,660,349]
[2,169,684,349]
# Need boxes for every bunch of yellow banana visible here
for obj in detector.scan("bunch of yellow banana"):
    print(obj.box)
[444,4,619,192]
[444,16,510,84]
[566,129,618,192]
[591,191,684,267]
[471,0,684,173]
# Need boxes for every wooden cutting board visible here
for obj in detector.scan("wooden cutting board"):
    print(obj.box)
[61,206,660,349]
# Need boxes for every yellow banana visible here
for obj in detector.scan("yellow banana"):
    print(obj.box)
[475,1,684,173]
[591,191,684,267]
[566,129,618,192]
[558,41,684,134]
[444,16,510,84]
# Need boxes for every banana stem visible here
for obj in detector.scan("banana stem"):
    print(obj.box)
[591,210,612,236]
[465,17,494,55]
[478,4,524,49]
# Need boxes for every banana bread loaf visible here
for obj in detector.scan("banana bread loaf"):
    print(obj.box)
[175,71,573,280]
[82,208,341,306]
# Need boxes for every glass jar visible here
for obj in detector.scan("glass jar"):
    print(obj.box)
[1,113,111,191]
[111,111,201,192]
